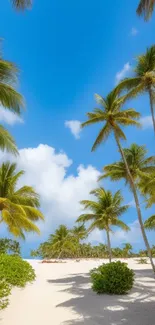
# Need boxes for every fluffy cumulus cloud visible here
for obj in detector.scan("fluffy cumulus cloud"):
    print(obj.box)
[140,115,153,129]
[115,62,131,83]
[65,120,81,139]
[0,144,100,243]
[130,27,138,36]
[0,106,23,125]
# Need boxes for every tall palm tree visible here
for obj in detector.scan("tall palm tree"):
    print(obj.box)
[0,162,44,238]
[77,187,129,263]
[82,90,155,272]
[137,0,155,21]
[0,57,23,154]
[11,0,32,10]
[116,46,155,136]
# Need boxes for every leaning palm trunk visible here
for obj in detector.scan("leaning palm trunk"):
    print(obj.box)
[106,229,112,263]
[148,87,155,136]
[114,131,155,273]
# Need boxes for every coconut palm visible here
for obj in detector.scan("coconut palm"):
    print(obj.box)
[116,46,155,136]
[82,90,155,272]
[49,225,77,259]
[100,143,155,184]
[0,57,24,154]
[0,161,44,238]
[77,187,129,263]
[71,224,87,242]
[11,0,32,10]
[137,0,155,21]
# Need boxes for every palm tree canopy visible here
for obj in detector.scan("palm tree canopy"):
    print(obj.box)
[0,58,24,114]
[0,162,44,238]
[71,224,87,241]
[138,171,155,206]
[77,187,129,233]
[100,143,155,184]
[116,46,155,98]
[137,0,155,21]
[144,215,155,229]
[81,89,140,152]
[11,0,32,10]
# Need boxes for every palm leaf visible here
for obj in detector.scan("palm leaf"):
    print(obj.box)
[0,125,18,155]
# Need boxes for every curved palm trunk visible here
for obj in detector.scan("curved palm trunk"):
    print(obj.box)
[148,88,155,137]
[106,229,112,263]
[114,131,155,273]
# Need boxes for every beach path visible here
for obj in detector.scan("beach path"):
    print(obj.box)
[0,259,155,325]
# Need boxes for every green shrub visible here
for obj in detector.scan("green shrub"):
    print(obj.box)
[0,254,36,287]
[137,258,148,264]
[0,280,11,310]
[90,261,134,295]
[0,238,20,256]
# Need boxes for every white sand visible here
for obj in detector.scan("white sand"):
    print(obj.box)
[1,258,155,325]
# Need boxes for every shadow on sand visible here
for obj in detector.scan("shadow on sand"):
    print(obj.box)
[47,268,155,325]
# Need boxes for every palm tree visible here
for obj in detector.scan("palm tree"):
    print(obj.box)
[137,0,155,21]
[0,161,44,238]
[82,90,155,272]
[49,225,77,259]
[0,57,23,154]
[122,243,133,257]
[100,143,155,184]
[77,187,129,263]
[11,0,32,10]
[116,46,155,136]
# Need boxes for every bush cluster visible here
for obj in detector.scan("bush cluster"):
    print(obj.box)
[90,261,134,295]
[0,254,36,310]
[0,254,36,287]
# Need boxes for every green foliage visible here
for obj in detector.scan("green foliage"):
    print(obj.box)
[137,258,148,264]
[0,238,20,255]
[0,254,36,287]
[11,0,32,11]
[0,280,11,310]
[0,162,44,238]
[137,1,155,21]
[90,261,134,295]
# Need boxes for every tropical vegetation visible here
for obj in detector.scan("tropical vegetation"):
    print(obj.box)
[81,89,155,272]
[137,0,155,20]
[0,162,44,238]
[77,188,129,262]
[90,261,134,295]
[11,0,32,10]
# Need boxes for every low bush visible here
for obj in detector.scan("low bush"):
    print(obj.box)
[90,261,134,295]
[0,254,36,287]
[0,280,11,310]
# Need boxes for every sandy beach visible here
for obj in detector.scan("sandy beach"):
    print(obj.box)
[1,259,155,325]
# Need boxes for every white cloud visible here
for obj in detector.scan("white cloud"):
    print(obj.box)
[65,120,81,139]
[115,62,131,83]
[0,106,23,125]
[140,115,153,129]
[0,144,100,242]
[111,220,142,246]
[131,27,138,36]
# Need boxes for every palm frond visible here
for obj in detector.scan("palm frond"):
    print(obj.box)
[144,215,155,229]
[11,0,32,10]
[137,0,155,21]
[0,125,18,155]
[0,83,24,115]
[91,123,111,151]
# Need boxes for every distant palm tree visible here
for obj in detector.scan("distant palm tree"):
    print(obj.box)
[77,188,129,263]
[82,90,155,272]
[116,46,155,136]
[49,225,77,259]
[0,57,23,154]
[71,224,87,242]
[0,162,44,238]
[137,0,155,21]
[11,0,32,10]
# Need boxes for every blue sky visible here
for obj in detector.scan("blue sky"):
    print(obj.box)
[0,0,155,257]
